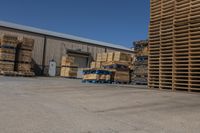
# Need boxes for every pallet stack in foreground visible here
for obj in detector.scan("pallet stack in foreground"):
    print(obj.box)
[103,52,132,84]
[60,56,78,78]
[149,0,200,92]
[131,40,148,85]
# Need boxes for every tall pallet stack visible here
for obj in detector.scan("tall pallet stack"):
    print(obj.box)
[149,0,162,89]
[16,37,34,74]
[109,52,132,84]
[149,0,200,92]
[0,35,18,72]
[0,35,35,76]
[60,56,78,78]
[131,40,148,85]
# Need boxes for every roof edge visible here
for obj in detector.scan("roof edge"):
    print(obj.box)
[0,20,132,52]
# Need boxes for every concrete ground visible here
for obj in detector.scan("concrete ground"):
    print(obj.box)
[0,77,200,133]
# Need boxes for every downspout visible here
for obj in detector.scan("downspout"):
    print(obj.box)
[42,36,47,75]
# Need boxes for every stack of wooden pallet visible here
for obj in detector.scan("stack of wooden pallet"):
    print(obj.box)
[60,56,78,78]
[82,69,112,83]
[131,40,148,85]
[0,35,18,72]
[149,0,162,89]
[0,35,35,77]
[103,52,132,84]
[16,37,34,75]
[88,52,132,84]
[149,0,200,92]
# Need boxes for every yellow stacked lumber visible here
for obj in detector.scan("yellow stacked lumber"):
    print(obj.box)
[60,55,78,78]
[113,71,130,83]
[16,37,34,73]
[88,52,133,84]
[60,67,78,77]
[61,56,75,66]
[0,61,14,71]
[0,35,18,72]
[0,53,15,61]
[90,61,96,69]
[1,34,18,47]
[16,63,31,72]
[95,61,102,68]
[101,53,108,62]
[113,52,132,62]
[96,53,102,62]
[83,74,100,80]
[17,50,32,63]
[107,52,114,62]
[20,37,34,50]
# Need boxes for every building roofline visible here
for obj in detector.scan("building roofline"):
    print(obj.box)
[0,21,132,52]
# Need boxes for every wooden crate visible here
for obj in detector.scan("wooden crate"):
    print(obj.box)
[83,74,111,81]
[95,61,102,69]
[0,61,14,71]
[61,56,75,66]
[83,74,100,80]
[113,71,130,82]
[90,61,96,69]
[96,53,102,62]
[0,53,15,61]
[1,34,18,48]
[16,63,32,72]
[103,61,130,67]
[0,48,16,54]
[107,52,114,62]
[17,50,32,63]
[17,55,32,63]
[20,37,34,50]
[60,67,77,77]
[101,53,108,62]
[113,52,132,62]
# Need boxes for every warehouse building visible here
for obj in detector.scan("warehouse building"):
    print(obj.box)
[0,21,132,76]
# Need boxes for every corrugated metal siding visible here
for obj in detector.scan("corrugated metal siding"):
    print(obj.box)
[45,37,107,66]
[45,38,63,66]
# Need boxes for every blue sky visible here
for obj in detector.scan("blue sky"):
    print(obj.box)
[0,0,150,48]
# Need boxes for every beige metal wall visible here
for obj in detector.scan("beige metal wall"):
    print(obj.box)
[45,37,110,66]
[44,37,107,75]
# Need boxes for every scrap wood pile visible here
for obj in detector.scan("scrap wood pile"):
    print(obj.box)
[60,55,78,78]
[83,52,133,84]
[0,34,35,77]
[131,40,148,85]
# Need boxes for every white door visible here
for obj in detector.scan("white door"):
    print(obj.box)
[48,61,56,77]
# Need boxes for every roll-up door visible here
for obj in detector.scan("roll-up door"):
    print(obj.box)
[67,50,91,78]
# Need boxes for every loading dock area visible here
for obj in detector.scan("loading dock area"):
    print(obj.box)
[0,77,199,133]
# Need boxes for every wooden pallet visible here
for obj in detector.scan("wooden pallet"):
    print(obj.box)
[0,71,35,77]
[19,37,34,51]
